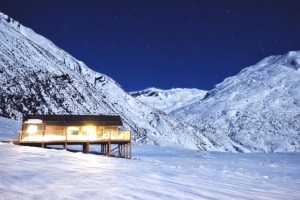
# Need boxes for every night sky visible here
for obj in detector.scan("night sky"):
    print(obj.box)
[1,0,300,92]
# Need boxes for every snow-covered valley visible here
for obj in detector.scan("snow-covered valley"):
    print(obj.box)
[1,11,299,153]
[1,10,300,199]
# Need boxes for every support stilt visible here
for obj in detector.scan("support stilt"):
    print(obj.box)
[83,142,90,153]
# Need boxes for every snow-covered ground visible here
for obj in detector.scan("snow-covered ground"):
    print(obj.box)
[1,143,299,199]
[1,122,299,199]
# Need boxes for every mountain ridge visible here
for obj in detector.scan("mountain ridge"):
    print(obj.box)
[0,12,215,150]
[171,50,300,152]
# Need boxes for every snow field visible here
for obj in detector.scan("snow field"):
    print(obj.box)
[0,142,299,200]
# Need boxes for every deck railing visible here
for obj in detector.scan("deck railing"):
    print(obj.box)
[18,130,131,143]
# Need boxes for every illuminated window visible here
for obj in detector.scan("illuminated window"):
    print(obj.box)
[82,126,96,135]
[67,126,79,135]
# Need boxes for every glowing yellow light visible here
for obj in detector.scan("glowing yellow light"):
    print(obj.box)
[82,126,96,133]
[83,126,96,139]
[27,125,37,134]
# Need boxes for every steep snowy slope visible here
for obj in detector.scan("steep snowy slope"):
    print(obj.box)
[172,51,300,152]
[0,12,215,150]
[130,87,207,113]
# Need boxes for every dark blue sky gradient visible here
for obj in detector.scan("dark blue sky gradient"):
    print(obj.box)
[1,0,300,91]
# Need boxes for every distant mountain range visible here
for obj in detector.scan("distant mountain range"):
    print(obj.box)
[1,12,299,152]
[130,88,207,114]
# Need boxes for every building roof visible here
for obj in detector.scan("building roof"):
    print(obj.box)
[23,115,123,126]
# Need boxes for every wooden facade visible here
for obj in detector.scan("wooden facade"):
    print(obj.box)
[18,115,131,159]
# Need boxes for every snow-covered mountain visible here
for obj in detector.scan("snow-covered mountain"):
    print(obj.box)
[130,87,207,113]
[0,12,215,150]
[172,51,300,152]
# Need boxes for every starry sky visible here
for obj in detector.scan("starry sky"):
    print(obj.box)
[1,0,300,92]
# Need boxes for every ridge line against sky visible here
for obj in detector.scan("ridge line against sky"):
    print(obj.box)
[1,0,299,91]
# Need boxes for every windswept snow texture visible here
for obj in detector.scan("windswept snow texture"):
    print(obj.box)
[172,51,300,152]
[130,87,207,114]
[0,12,215,150]
[1,142,300,199]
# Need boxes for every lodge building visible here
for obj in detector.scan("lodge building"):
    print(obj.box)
[18,115,131,159]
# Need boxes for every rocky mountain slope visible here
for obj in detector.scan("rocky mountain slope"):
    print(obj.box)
[130,87,207,113]
[172,51,300,152]
[0,12,215,150]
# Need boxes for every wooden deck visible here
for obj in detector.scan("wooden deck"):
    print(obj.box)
[17,130,132,159]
